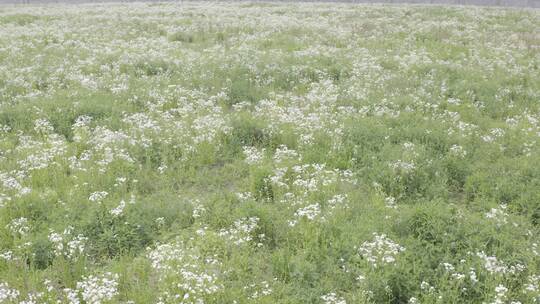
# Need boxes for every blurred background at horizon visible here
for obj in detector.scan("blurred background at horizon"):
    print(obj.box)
[0,0,538,8]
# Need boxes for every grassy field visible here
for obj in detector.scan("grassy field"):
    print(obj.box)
[0,2,539,303]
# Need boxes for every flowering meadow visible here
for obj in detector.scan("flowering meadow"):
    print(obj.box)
[0,2,539,303]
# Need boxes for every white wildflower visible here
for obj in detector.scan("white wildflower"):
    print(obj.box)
[449,144,467,158]
[321,292,346,304]
[289,203,321,227]
[6,217,30,236]
[358,233,405,267]
[243,146,265,165]
[88,191,108,203]
[385,196,397,209]
[218,217,259,245]
[109,200,126,217]
[34,118,54,134]
[485,204,508,226]
[77,272,119,304]
[0,282,20,302]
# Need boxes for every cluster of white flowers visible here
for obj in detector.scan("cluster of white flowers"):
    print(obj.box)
[0,251,15,262]
[449,144,467,158]
[531,243,539,257]
[420,281,435,293]
[244,280,273,299]
[475,251,524,275]
[321,292,347,304]
[0,282,20,302]
[271,163,356,196]
[469,268,479,284]
[114,177,127,187]
[109,200,126,217]
[192,113,231,144]
[0,124,11,133]
[442,262,455,272]
[76,272,119,304]
[236,192,253,202]
[147,243,186,273]
[122,113,161,133]
[191,199,206,219]
[384,196,397,209]
[481,128,505,143]
[6,217,30,236]
[48,226,87,259]
[72,115,93,129]
[0,193,11,208]
[243,146,265,165]
[408,297,419,304]
[266,161,358,228]
[402,142,415,151]
[33,118,54,134]
[485,204,508,226]
[18,292,44,304]
[358,233,405,267]
[63,288,80,304]
[0,172,31,197]
[524,274,539,293]
[218,217,260,246]
[389,160,416,173]
[327,194,348,210]
[147,242,223,303]
[88,191,108,203]
[288,203,321,227]
[16,135,67,172]
[273,145,300,163]
[157,164,168,174]
[477,251,507,274]
[441,261,468,281]
[488,284,508,304]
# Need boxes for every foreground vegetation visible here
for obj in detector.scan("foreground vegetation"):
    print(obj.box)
[0,2,539,303]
